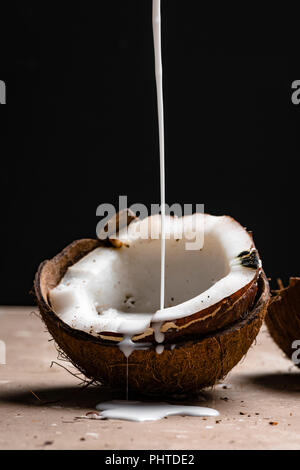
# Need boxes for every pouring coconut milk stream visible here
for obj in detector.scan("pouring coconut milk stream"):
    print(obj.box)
[153,0,166,314]
[94,1,219,421]
[49,1,220,421]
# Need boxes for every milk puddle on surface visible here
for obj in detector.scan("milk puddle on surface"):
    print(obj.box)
[95,400,219,422]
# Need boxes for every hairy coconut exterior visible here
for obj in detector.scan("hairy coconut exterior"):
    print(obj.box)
[265,278,300,367]
[34,239,270,395]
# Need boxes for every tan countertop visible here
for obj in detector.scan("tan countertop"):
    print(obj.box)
[0,306,299,450]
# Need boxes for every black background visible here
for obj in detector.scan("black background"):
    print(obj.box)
[1,2,299,305]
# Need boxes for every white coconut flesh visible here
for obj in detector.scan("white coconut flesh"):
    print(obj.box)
[49,214,261,341]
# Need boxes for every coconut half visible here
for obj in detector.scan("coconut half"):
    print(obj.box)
[34,213,270,394]
[265,278,300,367]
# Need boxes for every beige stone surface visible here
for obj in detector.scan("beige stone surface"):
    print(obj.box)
[0,306,299,450]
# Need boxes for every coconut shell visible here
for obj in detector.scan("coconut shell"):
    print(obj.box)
[34,239,270,395]
[265,278,300,367]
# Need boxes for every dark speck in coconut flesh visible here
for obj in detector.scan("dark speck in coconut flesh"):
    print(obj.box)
[237,250,260,269]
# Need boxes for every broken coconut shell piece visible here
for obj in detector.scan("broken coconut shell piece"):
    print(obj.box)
[265,278,300,367]
[34,213,270,395]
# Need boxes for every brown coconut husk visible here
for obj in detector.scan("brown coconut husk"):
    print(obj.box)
[265,278,300,367]
[34,239,270,395]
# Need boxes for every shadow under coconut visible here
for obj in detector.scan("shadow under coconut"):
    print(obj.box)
[0,384,216,410]
[242,372,300,394]
[0,384,114,409]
